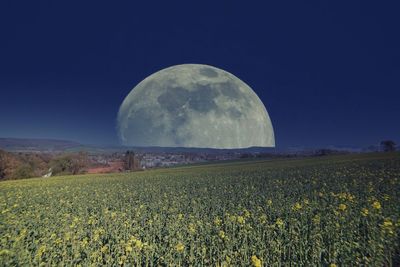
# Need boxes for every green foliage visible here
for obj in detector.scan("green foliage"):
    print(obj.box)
[0,151,51,180]
[50,152,88,175]
[12,164,34,179]
[0,153,399,266]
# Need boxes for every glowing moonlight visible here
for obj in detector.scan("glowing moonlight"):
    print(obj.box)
[117,64,275,148]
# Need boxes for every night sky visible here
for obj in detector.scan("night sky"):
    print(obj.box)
[1,1,399,148]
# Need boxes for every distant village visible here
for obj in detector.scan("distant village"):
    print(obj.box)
[0,148,266,179]
[87,151,247,174]
[0,138,397,180]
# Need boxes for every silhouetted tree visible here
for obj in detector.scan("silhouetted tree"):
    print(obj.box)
[380,140,396,152]
[71,152,88,175]
[0,151,6,179]
[315,149,331,156]
[124,151,140,171]
[314,149,343,156]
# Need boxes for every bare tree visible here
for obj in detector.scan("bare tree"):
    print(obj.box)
[380,140,396,152]
[71,152,88,175]
[124,151,140,171]
[0,151,6,179]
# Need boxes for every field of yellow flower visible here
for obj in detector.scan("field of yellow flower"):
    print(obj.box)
[1,152,399,266]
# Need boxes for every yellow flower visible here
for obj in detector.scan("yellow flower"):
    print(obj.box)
[372,201,381,210]
[361,208,369,217]
[244,209,251,218]
[266,199,272,206]
[329,264,337,267]
[338,203,347,211]
[135,240,143,250]
[214,217,222,226]
[251,255,262,267]
[101,245,108,253]
[175,242,185,252]
[177,213,184,220]
[81,238,88,248]
[292,202,302,211]
[93,234,100,242]
[219,230,226,239]
[275,218,284,227]
[125,245,133,253]
[188,223,196,234]
[237,216,245,225]
[64,232,71,241]
[383,219,393,227]
[36,245,46,258]
[381,218,394,235]
[118,255,127,265]
[313,214,320,225]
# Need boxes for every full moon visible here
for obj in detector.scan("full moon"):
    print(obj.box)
[117,64,275,148]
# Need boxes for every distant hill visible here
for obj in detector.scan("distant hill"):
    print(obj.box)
[0,138,82,152]
[118,146,277,154]
[0,138,278,154]
[0,137,369,155]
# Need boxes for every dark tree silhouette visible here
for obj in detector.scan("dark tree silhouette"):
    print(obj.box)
[124,151,140,171]
[380,140,396,152]
[0,151,6,179]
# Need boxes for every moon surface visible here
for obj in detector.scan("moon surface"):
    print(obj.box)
[117,64,275,148]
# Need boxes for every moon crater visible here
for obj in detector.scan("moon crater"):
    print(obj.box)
[117,64,275,148]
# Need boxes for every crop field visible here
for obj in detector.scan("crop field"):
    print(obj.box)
[1,153,399,266]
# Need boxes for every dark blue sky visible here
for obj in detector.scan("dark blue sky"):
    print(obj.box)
[0,1,399,148]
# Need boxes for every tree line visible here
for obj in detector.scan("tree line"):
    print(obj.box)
[0,150,143,180]
[0,150,89,180]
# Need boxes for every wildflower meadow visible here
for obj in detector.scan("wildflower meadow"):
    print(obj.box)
[1,153,399,266]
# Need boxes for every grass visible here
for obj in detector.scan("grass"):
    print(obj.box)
[1,152,399,266]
